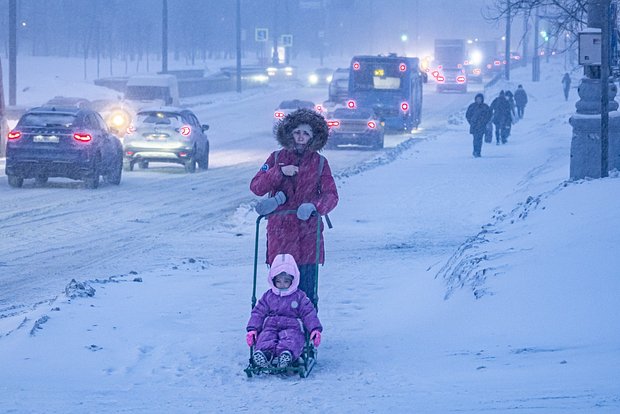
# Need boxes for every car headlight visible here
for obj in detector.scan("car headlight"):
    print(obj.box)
[308,74,319,84]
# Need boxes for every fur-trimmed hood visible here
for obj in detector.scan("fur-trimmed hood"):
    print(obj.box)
[275,108,329,152]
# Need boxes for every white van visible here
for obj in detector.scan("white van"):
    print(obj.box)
[124,74,180,107]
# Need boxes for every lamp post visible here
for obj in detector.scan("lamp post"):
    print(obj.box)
[569,0,619,179]
[9,0,17,106]
[162,0,168,74]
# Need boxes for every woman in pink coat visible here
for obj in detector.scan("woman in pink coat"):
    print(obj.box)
[250,108,339,304]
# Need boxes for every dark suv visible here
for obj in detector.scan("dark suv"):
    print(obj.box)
[5,107,123,188]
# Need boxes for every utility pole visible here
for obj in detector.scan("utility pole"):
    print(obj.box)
[505,2,511,80]
[162,0,168,73]
[9,0,17,106]
[601,0,610,177]
[532,11,540,81]
[236,0,242,93]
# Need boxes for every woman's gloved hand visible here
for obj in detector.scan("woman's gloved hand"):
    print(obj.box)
[255,191,286,216]
[296,203,316,220]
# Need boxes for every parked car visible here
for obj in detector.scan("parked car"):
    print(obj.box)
[325,106,384,149]
[122,107,209,173]
[5,106,123,188]
[273,99,318,124]
[327,68,350,103]
[307,67,334,87]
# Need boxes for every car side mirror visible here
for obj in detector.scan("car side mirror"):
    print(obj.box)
[202,124,209,132]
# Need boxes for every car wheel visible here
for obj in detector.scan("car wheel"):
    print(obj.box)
[139,160,149,169]
[8,175,24,188]
[373,133,385,150]
[123,159,135,171]
[35,175,49,185]
[105,155,123,185]
[84,154,101,189]
[184,151,197,173]
[198,146,209,170]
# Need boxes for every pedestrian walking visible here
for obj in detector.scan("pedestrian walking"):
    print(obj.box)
[465,93,492,158]
[490,90,512,144]
[562,73,571,101]
[514,85,528,119]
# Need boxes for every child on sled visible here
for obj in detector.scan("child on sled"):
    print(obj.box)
[246,253,322,368]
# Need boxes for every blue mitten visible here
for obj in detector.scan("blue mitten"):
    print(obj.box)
[255,191,286,216]
[296,203,316,220]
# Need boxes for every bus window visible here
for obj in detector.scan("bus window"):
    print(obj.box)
[373,77,401,90]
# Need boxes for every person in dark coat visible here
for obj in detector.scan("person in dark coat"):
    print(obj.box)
[561,73,571,101]
[466,93,492,157]
[246,254,322,368]
[514,84,528,119]
[490,90,512,144]
[250,108,339,304]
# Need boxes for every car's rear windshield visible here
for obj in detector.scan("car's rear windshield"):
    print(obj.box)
[136,112,183,127]
[19,113,77,128]
[333,109,372,119]
[126,86,171,101]
[279,101,314,109]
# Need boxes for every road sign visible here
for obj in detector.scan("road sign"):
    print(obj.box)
[255,28,268,42]
[281,34,293,47]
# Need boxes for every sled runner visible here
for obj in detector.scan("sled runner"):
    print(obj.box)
[244,210,323,378]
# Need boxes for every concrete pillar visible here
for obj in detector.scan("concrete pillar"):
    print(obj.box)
[570,112,620,179]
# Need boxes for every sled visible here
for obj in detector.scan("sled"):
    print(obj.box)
[244,210,323,379]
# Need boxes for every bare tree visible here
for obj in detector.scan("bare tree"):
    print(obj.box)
[485,0,588,51]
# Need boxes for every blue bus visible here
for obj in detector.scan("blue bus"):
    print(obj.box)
[347,54,425,132]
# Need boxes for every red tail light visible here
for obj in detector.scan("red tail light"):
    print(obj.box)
[353,61,360,70]
[436,75,445,83]
[180,125,191,136]
[473,68,481,75]
[347,100,356,109]
[431,70,440,79]
[73,133,92,142]
[327,120,340,128]
[125,150,135,156]
[456,76,466,84]
[401,102,409,112]
[274,111,285,118]
[367,121,376,129]
[8,131,21,140]
[494,60,501,66]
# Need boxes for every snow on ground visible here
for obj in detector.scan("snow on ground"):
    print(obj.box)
[0,57,619,413]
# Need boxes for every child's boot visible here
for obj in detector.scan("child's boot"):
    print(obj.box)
[252,350,272,368]
[277,350,293,368]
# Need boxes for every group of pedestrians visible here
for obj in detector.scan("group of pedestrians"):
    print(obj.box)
[465,84,528,158]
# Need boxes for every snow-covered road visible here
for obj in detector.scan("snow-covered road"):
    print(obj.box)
[0,79,476,321]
